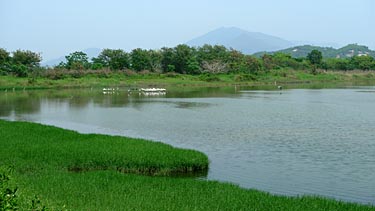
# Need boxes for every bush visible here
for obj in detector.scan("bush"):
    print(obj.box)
[123,69,136,76]
[43,70,66,80]
[164,72,178,78]
[93,69,111,78]
[199,73,221,82]
[10,64,28,77]
[234,73,257,82]
[69,69,85,78]
[0,167,18,210]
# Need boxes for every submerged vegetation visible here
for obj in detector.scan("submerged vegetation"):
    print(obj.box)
[0,120,374,210]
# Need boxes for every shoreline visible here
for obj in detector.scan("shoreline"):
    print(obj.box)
[1,70,375,91]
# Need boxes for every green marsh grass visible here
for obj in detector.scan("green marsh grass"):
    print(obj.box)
[0,120,374,210]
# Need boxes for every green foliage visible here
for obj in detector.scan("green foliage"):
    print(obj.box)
[226,51,264,74]
[198,73,221,82]
[0,49,11,75]
[227,50,246,72]
[10,64,28,77]
[130,48,151,71]
[350,56,374,70]
[65,51,89,70]
[325,58,350,70]
[94,49,130,70]
[3,44,375,80]
[0,48,11,64]
[307,50,323,74]
[0,166,56,211]
[90,62,104,70]
[196,44,230,63]
[307,50,323,66]
[0,167,18,211]
[234,73,257,81]
[161,47,175,72]
[173,44,195,74]
[244,55,263,73]
[186,57,201,74]
[12,50,41,67]
[167,64,175,72]
[2,50,43,77]
[255,44,375,58]
[148,50,162,72]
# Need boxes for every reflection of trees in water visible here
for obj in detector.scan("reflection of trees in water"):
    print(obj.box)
[0,92,42,117]
[0,87,238,117]
[166,87,236,98]
[0,89,149,118]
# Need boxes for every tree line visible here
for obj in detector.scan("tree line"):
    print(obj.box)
[1,45,375,77]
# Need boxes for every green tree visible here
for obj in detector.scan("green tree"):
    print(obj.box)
[174,44,195,74]
[130,48,151,71]
[244,55,263,74]
[0,48,11,75]
[95,49,129,70]
[65,51,89,70]
[325,58,350,70]
[148,50,162,72]
[350,56,374,70]
[0,48,10,64]
[186,57,201,74]
[307,50,323,74]
[12,50,41,67]
[227,50,246,72]
[10,50,42,77]
[160,47,175,72]
[261,54,276,70]
[196,44,229,63]
[272,52,302,70]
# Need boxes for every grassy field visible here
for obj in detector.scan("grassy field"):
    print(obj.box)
[1,120,374,210]
[1,69,375,90]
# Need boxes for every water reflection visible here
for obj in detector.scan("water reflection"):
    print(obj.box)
[0,92,41,117]
[0,87,233,120]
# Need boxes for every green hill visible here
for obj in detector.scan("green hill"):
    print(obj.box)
[254,44,375,58]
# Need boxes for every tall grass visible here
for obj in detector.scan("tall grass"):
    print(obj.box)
[0,120,208,175]
[0,120,374,210]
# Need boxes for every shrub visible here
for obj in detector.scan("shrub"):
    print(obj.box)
[199,73,221,82]
[0,167,18,211]
[234,73,257,82]
[43,70,66,80]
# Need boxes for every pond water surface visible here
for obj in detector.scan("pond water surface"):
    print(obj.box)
[1,85,375,205]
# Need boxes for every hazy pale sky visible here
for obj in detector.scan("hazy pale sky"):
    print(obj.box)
[1,0,374,61]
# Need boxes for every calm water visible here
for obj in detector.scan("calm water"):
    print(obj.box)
[1,85,375,205]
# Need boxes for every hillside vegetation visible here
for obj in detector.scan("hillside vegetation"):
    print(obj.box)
[254,44,375,58]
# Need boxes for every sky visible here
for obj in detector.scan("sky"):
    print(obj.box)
[1,0,374,61]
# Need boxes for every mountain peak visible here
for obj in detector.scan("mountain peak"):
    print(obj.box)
[186,27,294,54]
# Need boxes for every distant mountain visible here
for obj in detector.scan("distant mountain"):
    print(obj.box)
[42,48,101,67]
[253,44,375,58]
[186,27,294,54]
